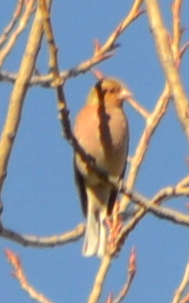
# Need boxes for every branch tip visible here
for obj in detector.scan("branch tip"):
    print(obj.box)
[94,38,101,53]
[129,247,137,273]
[91,68,105,80]
[106,292,113,303]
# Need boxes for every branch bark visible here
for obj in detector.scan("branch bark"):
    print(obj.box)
[144,0,189,140]
[0,0,51,195]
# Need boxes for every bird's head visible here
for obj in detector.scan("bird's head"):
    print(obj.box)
[86,77,131,107]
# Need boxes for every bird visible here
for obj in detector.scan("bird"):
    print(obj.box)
[73,75,130,258]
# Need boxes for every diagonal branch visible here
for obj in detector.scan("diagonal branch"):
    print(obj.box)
[0,0,36,67]
[171,258,189,303]
[0,0,144,87]
[5,249,55,303]
[119,0,189,255]
[120,83,171,212]
[0,0,25,48]
[0,1,52,195]
[93,0,144,57]
[144,0,189,141]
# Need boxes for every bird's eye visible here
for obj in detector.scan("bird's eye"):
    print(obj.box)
[107,87,119,93]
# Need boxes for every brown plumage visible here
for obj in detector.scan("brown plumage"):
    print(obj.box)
[74,77,129,258]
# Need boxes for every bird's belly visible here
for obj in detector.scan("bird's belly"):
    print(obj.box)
[75,131,127,185]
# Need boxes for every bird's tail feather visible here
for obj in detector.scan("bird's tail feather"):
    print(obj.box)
[82,208,99,257]
[82,206,107,258]
[96,211,107,258]
[82,186,109,258]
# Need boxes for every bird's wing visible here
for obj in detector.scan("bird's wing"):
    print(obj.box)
[73,156,88,217]
[107,160,127,216]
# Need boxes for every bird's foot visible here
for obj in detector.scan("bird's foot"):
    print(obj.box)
[106,201,123,254]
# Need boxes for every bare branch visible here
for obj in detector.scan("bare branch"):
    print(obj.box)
[144,0,189,141]
[38,0,106,186]
[127,96,150,119]
[0,70,17,83]
[171,258,189,303]
[0,1,52,195]
[151,185,189,205]
[93,0,144,57]
[118,0,189,253]
[111,180,189,256]
[179,41,189,59]
[0,0,36,67]
[120,83,171,212]
[124,187,189,220]
[0,0,144,87]
[1,224,85,247]
[113,247,137,303]
[87,255,112,303]
[0,0,24,47]
[5,249,55,303]
[2,180,189,252]
[177,176,189,189]
[171,0,183,66]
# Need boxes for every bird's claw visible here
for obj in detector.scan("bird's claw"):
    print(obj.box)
[106,201,123,255]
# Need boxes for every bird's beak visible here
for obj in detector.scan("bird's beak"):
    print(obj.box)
[119,88,133,101]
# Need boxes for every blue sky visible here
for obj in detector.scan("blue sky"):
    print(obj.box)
[0,1,189,302]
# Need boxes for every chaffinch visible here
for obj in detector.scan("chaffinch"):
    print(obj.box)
[74,77,129,258]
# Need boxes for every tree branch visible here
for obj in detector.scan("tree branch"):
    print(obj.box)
[120,83,171,212]
[0,0,144,86]
[113,247,136,303]
[0,1,53,201]
[87,255,112,303]
[144,0,189,141]
[0,0,36,67]
[0,0,24,47]
[5,249,55,303]
[171,258,189,303]
[1,224,85,247]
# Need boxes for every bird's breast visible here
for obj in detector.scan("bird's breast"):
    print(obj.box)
[74,104,129,182]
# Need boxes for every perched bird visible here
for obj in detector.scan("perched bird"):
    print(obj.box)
[74,76,129,258]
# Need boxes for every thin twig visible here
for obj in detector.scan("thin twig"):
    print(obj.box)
[0,0,25,47]
[180,41,189,59]
[93,0,144,57]
[177,176,189,189]
[127,96,150,119]
[5,249,55,303]
[112,181,189,256]
[113,247,136,303]
[171,258,189,303]
[0,0,144,86]
[0,0,36,67]
[151,185,189,205]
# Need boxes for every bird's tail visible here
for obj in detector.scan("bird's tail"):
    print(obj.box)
[82,208,107,258]
[82,188,108,258]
